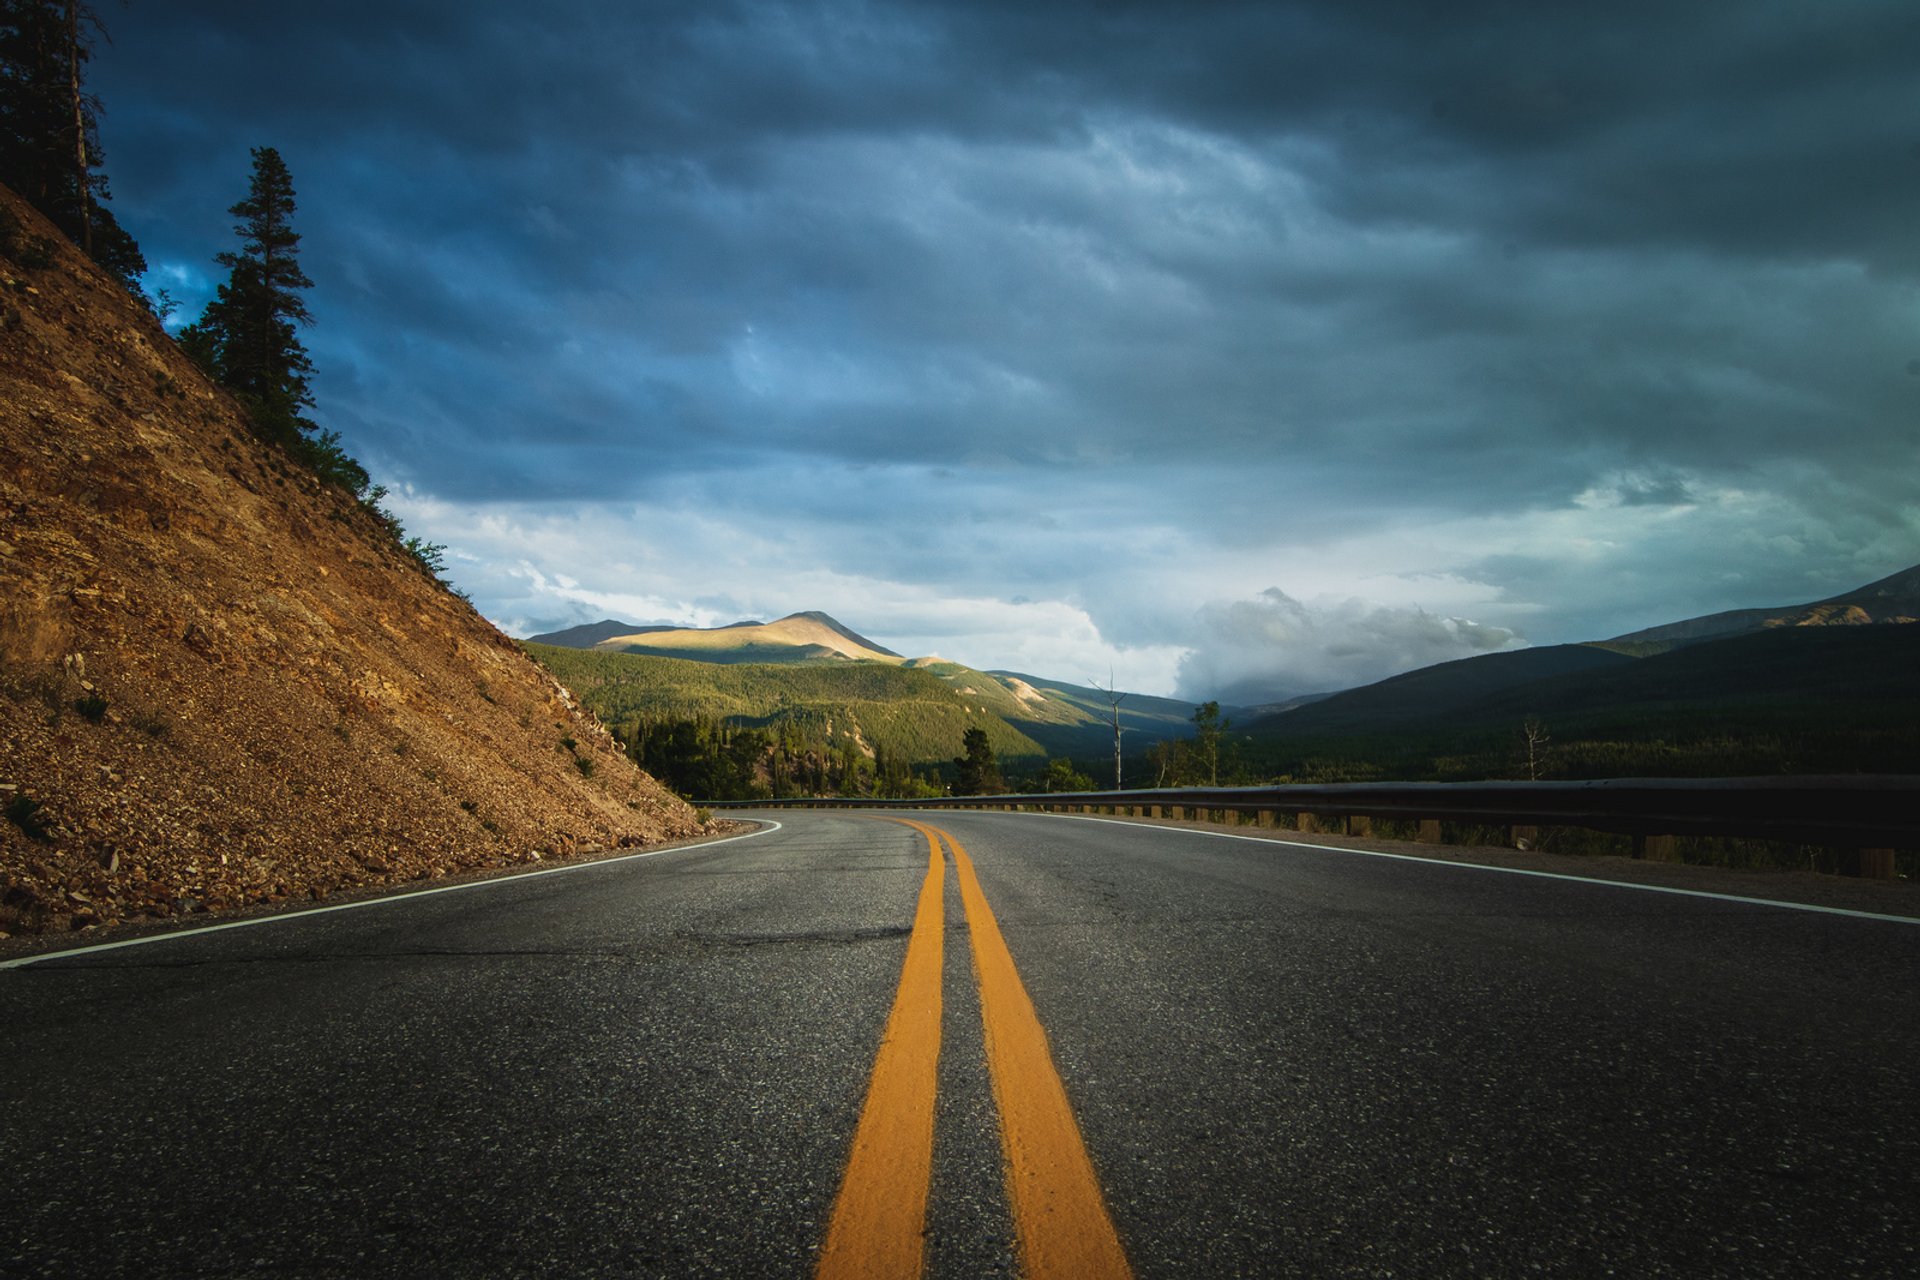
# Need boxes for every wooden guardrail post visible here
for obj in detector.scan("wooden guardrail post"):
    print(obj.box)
[1417,819,1442,844]
[1859,848,1895,880]
[1255,810,1276,828]
[1348,816,1372,837]
[1634,834,1678,862]
[1297,813,1319,834]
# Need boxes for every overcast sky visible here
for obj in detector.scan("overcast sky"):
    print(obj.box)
[88,1,1920,701]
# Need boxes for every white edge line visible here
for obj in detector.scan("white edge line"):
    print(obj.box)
[0,821,784,970]
[992,810,1920,927]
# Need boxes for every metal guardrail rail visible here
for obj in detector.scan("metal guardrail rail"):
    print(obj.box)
[705,776,1920,877]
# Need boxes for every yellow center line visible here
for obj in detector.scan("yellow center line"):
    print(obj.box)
[931,821,1134,1280]
[815,827,946,1280]
[817,818,1132,1278]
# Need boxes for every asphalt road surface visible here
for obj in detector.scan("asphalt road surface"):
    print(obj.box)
[4,810,1917,1278]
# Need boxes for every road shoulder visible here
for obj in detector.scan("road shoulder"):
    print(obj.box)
[1043,811,1920,921]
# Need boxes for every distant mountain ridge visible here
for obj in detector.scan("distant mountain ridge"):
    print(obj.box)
[1249,561,1920,736]
[525,562,1920,781]
[1241,562,1920,777]
[525,619,681,648]
[525,611,1202,761]
[530,611,904,664]
[1603,563,1920,652]
[1244,645,1634,737]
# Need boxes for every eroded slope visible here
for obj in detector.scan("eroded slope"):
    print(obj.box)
[0,189,705,937]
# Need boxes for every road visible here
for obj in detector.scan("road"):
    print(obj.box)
[3,810,1917,1277]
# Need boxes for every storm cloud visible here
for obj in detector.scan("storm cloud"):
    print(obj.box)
[1177,589,1522,705]
[84,1,1920,695]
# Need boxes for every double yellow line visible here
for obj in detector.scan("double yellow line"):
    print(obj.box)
[815,819,1133,1279]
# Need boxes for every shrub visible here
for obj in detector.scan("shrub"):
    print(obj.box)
[23,240,55,268]
[73,693,108,723]
[6,793,52,841]
[131,712,171,738]
[402,535,448,576]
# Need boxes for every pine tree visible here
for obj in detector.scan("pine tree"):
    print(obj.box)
[191,146,316,448]
[0,0,144,289]
[1192,700,1229,786]
[954,727,1004,796]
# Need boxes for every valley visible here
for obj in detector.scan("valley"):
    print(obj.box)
[522,565,1920,802]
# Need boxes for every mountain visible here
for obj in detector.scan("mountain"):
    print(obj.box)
[1240,564,1920,779]
[983,670,1218,757]
[1603,563,1920,653]
[526,611,1201,764]
[1249,564,1920,739]
[581,611,904,664]
[1243,645,1635,737]
[1237,693,1337,720]
[524,645,1049,767]
[525,618,681,648]
[0,185,703,938]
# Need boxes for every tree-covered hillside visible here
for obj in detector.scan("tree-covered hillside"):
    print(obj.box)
[1239,624,1920,781]
[525,643,1049,798]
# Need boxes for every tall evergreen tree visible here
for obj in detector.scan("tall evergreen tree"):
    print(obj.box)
[191,146,317,448]
[0,0,144,289]
[954,727,1004,796]
[1191,700,1229,786]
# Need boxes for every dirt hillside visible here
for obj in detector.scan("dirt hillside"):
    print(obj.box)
[0,186,707,938]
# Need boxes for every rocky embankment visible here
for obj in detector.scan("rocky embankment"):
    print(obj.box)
[0,187,709,937]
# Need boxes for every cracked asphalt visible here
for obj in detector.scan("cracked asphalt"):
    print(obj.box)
[3,811,1917,1277]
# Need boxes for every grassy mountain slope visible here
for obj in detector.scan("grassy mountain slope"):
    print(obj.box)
[984,669,1205,756]
[525,644,1048,765]
[904,659,1092,728]
[592,611,904,664]
[0,186,703,937]
[526,618,681,648]
[528,615,1194,763]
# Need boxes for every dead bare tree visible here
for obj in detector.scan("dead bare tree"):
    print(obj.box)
[1522,716,1550,782]
[1088,669,1127,789]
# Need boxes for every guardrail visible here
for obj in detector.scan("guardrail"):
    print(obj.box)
[704,776,1920,879]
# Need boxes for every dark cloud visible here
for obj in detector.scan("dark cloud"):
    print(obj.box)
[80,0,1920,692]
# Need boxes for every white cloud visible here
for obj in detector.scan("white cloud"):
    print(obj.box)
[382,488,1190,693]
[1176,589,1524,703]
